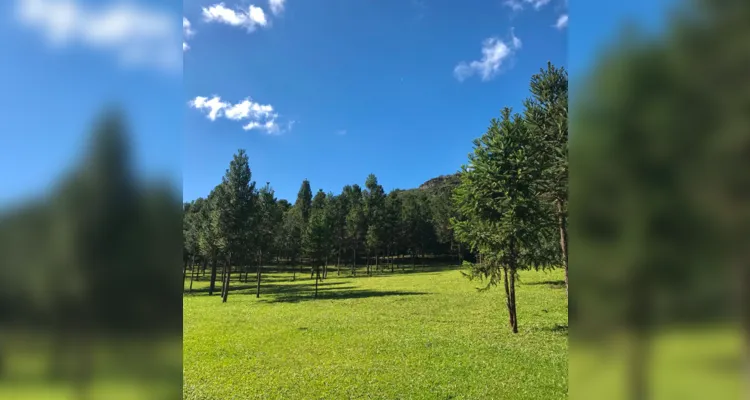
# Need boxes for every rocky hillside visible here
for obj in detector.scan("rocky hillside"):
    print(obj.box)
[418,173,461,191]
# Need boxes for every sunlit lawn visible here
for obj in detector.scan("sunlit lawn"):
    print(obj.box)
[183,265,569,399]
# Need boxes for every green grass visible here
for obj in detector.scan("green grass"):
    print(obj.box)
[0,336,181,400]
[570,325,744,400]
[183,265,568,399]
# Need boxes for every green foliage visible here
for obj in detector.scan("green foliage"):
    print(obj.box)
[257,183,281,260]
[345,184,366,256]
[295,179,313,225]
[455,108,551,270]
[364,174,387,256]
[212,150,257,263]
[303,193,332,266]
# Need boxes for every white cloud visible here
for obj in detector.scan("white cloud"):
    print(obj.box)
[15,0,181,73]
[454,30,522,82]
[269,0,285,16]
[202,3,268,32]
[503,0,551,11]
[183,17,194,51]
[243,120,279,134]
[189,95,287,135]
[553,14,568,29]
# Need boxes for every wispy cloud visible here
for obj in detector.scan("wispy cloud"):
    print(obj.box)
[454,29,522,82]
[183,17,194,51]
[269,0,285,16]
[202,3,268,32]
[15,0,181,73]
[553,14,568,30]
[189,95,289,135]
[411,0,427,20]
[336,129,347,136]
[503,0,552,11]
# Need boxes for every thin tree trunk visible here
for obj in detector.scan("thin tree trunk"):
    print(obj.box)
[220,262,227,296]
[376,252,379,274]
[209,259,218,296]
[509,268,518,333]
[556,200,569,299]
[314,265,320,298]
[324,256,328,279]
[352,246,357,277]
[628,269,651,400]
[222,256,231,303]
[256,251,262,298]
[182,257,188,292]
[503,266,512,329]
[337,250,341,276]
[629,329,649,400]
[189,256,197,293]
[390,249,394,273]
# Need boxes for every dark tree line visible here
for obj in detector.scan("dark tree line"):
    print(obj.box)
[182,163,472,300]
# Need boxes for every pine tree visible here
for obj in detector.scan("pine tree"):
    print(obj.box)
[452,108,549,333]
[364,174,386,275]
[523,62,569,297]
[213,150,256,303]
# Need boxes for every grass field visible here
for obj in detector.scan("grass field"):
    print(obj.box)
[183,265,569,399]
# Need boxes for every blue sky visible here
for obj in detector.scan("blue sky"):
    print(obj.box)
[0,0,677,207]
[184,0,568,202]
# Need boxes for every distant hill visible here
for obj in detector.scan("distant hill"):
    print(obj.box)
[418,173,461,191]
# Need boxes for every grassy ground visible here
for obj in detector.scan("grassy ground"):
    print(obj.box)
[183,265,568,399]
[0,336,181,400]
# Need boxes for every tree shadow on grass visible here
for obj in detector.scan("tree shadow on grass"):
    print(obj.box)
[259,289,429,304]
[184,280,350,297]
[340,264,463,278]
[524,280,566,289]
[544,324,568,336]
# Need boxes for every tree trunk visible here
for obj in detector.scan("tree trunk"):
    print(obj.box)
[220,263,227,296]
[222,256,231,303]
[324,256,328,279]
[376,252,379,274]
[629,329,649,400]
[189,256,197,293]
[314,265,320,298]
[337,251,341,276]
[209,259,218,296]
[256,251,263,298]
[503,266,513,329]
[509,268,518,333]
[182,257,188,292]
[556,200,569,299]
[352,247,357,277]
